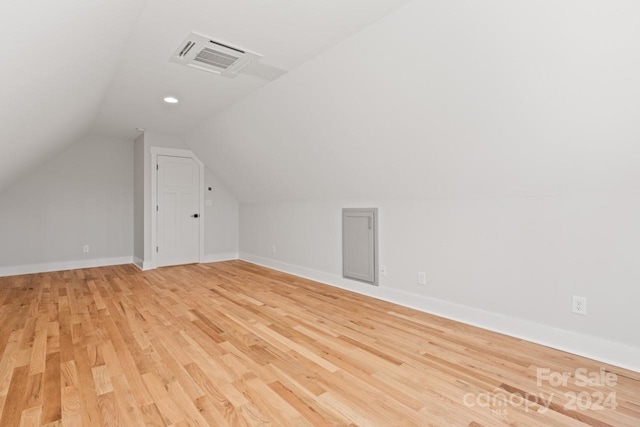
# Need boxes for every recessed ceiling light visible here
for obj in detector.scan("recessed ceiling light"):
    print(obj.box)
[163,96,179,104]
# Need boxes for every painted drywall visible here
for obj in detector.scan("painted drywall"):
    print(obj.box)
[0,135,134,274]
[187,1,640,369]
[0,0,145,192]
[133,133,145,263]
[187,0,640,203]
[203,169,239,260]
[92,0,413,139]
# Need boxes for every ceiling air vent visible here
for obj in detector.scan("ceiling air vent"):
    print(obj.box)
[170,32,262,78]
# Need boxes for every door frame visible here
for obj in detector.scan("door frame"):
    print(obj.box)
[150,147,205,269]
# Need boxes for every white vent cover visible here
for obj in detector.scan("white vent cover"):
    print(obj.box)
[170,32,262,78]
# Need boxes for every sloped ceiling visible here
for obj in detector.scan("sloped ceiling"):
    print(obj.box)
[185,0,640,203]
[92,0,413,138]
[0,0,412,191]
[3,1,638,203]
[0,0,146,191]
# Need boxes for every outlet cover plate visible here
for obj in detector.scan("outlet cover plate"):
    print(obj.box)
[572,296,587,315]
[417,272,426,285]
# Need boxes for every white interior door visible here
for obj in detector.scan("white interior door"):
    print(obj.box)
[157,155,200,267]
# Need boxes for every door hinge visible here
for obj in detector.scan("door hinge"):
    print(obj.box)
[156,246,158,253]
[156,164,159,170]
[156,205,158,211]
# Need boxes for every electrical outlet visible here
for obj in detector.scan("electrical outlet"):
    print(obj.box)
[572,296,587,315]
[271,245,276,255]
[380,265,387,276]
[417,272,426,285]
[83,245,90,253]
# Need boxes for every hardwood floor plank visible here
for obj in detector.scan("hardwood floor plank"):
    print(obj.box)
[0,330,21,398]
[268,380,338,427]
[0,365,29,426]
[24,372,43,409]
[91,365,114,396]
[18,405,42,427]
[73,343,103,426]
[139,402,165,427]
[193,395,232,427]
[141,371,184,425]
[97,391,129,427]
[41,351,62,424]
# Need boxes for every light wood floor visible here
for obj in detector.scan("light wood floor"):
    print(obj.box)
[0,261,638,426]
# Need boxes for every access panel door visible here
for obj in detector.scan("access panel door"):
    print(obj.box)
[343,208,378,285]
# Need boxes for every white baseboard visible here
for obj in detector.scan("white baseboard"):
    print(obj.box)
[132,253,239,271]
[240,252,640,373]
[0,256,134,278]
[201,252,239,263]
[133,257,153,271]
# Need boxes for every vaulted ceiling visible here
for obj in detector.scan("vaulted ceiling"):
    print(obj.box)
[3,1,639,204]
[0,0,412,191]
[184,0,640,203]
[0,0,145,191]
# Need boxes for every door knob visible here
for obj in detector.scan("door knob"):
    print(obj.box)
[191,214,199,218]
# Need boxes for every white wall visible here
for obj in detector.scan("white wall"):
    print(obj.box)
[188,1,640,370]
[203,169,239,260]
[133,133,145,262]
[0,135,134,275]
